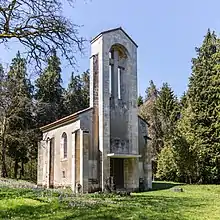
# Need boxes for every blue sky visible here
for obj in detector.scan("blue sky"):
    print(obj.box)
[1,0,220,98]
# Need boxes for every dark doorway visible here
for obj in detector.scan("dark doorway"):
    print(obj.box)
[110,158,124,189]
[49,138,55,188]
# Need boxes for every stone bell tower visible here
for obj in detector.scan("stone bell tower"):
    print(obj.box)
[90,27,140,191]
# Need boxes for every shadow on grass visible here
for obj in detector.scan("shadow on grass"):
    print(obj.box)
[151,181,184,191]
[0,188,35,200]
[0,194,205,220]
[62,195,205,220]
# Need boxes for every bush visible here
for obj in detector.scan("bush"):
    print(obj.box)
[156,145,177,181]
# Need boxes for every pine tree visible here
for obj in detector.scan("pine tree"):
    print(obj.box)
[173,101,198,183]
[64,70,90,116]
[0,52,36,178]
[137,95,144,107]
[156,83,180,141]
[156,144,178,181]
[35,49,65,126]
[181,30,220,183]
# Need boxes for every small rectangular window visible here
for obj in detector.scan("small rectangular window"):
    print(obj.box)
[62,171,66,178]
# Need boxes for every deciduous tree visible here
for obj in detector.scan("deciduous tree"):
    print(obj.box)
[0,0,85,68]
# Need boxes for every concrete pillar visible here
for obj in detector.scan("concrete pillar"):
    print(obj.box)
[101,154,110,191]
[147,139,152,189]
[46,139,50,188]
[71,132,76,192]
[80,129,89,192]
[126,158,139,190]
[133,158,139,190]
[124,159,129,189]
[80,129,84,190]
[143,139,152,190]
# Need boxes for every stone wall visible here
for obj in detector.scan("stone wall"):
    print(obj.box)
[38,119,81,188]
[124,158,139,190]
[138,117,152,189]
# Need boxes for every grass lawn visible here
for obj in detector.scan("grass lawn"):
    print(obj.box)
[0,181,220,220]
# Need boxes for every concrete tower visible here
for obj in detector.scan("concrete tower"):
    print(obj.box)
[90,27,140,190]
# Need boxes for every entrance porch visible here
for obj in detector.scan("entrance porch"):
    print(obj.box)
[108,154,141,191]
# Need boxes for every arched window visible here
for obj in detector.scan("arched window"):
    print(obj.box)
[109,44,127,99]
[61,132,67,159]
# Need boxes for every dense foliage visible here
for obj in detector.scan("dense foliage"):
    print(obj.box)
[0,50,89,180]
[139,30,220,183]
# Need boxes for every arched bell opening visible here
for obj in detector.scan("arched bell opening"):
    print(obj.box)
[108,44,129,100]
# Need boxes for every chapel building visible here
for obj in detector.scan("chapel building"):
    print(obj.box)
[37,27,152,192]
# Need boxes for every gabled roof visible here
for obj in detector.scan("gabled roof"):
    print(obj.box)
[40,107,93,132]
[91,27,138,48]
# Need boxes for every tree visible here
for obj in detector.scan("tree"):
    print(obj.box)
[137,95,144,107]
[81,70,90,109]
[156,83,180,141]
[0,0,85,68]
[7,52,36,179]
[180,30,220,183]
[0,52,36,178]
[145,80,158,101]
[139,81,163,176]
[0,64,8,177]
[64,70,90,115]
[35,49,65,127]
[156,144,177,181]
[140,81,181,179]
[173,103,198,183]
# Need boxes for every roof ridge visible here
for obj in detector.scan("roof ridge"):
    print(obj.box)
[91,27,138,47]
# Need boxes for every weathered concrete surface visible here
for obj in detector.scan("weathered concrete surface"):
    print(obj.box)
[37,27,152,192]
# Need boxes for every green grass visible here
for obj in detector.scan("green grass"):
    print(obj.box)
[0,182,220,219]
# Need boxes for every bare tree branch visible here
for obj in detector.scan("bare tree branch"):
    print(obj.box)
[0,0,86,69]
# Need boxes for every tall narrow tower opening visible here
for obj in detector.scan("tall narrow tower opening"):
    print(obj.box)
[109,44,127,100]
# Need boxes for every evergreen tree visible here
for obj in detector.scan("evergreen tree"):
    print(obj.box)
[137,95,144,107]
[81,70,90,109]
[0,64,8,177]
[156,83,180,141]
[7,52,35,179]
[156,144,178,181]
[180,30,220,183]
[0,52,36,178]
[64,70,90,115]
[35,49,65,126]
[174,102,198,183]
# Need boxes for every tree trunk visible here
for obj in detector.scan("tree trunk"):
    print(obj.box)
[19,161,24,179]
[1,118,8,178]
[1,140,8,178]
[20,161,24,179]
[14,159,19,179]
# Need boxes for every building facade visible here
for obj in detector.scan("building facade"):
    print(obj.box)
[37,27,152,192]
